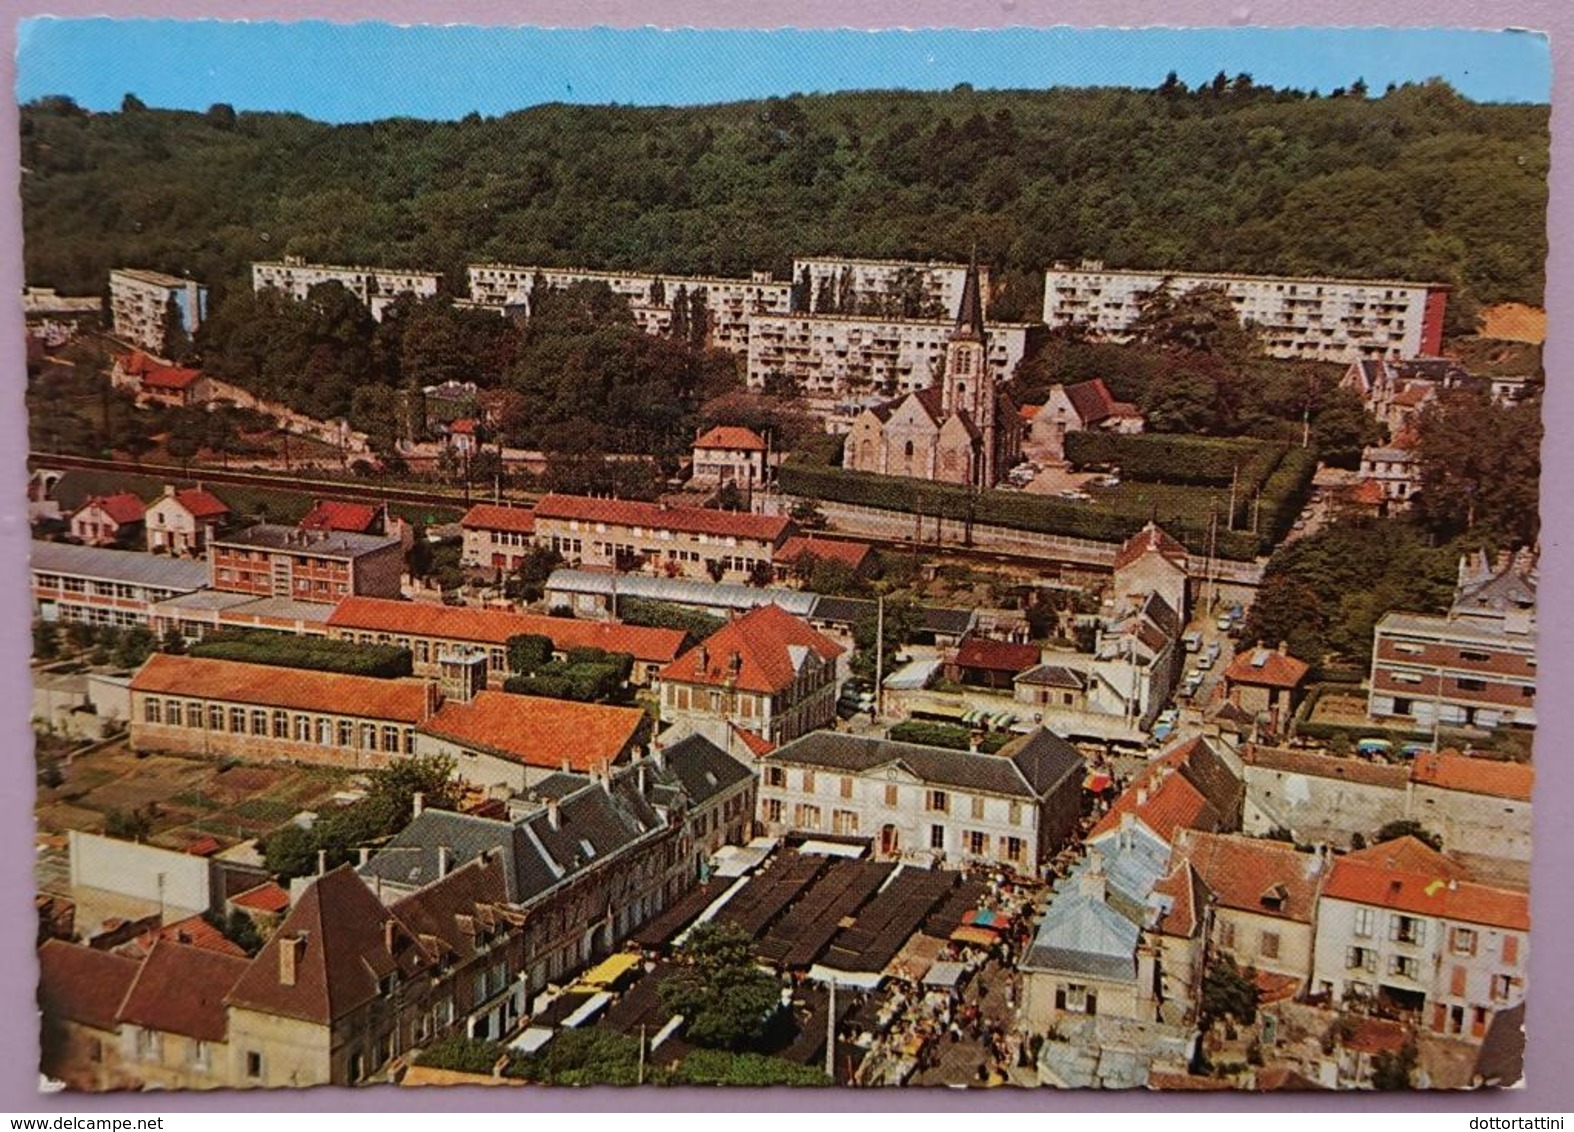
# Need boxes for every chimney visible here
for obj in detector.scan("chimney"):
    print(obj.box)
[547,798,561,831]
[358,847,371,868]
[437,845,451,878]
[1277,640,1289,656]
[316,849,327,876]
[278,934,304,987]
[1136,786,1149,808]
[383,918,397,955]
[650,740,665,771]
[163,484,176,499]
[697,645,710,675]
[1078,866,1107,903]
[637,763,647,796]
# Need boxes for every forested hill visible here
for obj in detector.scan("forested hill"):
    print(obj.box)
[21,79,1548,325]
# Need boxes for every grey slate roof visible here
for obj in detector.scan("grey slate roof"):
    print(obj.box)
[511,776,668,905]
[1021,890,1139,982]
[661,734,755,806]
[360,809,535,900]
[1001,729,1085,797]
[212,523,400,559]
[766,732,1041,799]
[1015,664,1088,690]
[529,772,593,800]
[31,539,209,591]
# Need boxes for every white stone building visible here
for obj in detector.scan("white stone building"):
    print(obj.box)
[252,258,442,321]
[109,269,208,354]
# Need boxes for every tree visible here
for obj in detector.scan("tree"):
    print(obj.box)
[507,544,565,604]
[1130,284,1259,359]
[161,296,193,363]
[850,597,917,682]
[110,625,156,669]
[205,102,238,130]
[1374,820,1443,852]
[121,93,147,113]
[659,922,781,1049]
[165,411,205,474]
[1199,953,1260,1029]
[1415,389,1542,545]
[159,625,187,655]
[507,633,555,674]
[202,908,263,956]
[32,621,59,661]
[1369,1040,1418,1090]
[712,482,745,511]
[262,823,319,881]
[363,753,461,823]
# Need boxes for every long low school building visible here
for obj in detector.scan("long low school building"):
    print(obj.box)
[32,540,210,629]
[324,595,687,685]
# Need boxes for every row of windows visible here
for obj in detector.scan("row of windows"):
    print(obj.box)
[142,698,415,753]
[762,769,1025,825]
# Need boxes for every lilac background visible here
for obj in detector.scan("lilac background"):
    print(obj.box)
[1,0,1567,1113]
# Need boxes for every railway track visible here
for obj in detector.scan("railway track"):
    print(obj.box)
[28,452,537,514]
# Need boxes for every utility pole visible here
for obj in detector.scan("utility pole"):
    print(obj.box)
[825,979,837,1081]
[1227,463,1239,531]
[637,1024,646,1085]
[874,596,885,720]
[1204,503,1219,617]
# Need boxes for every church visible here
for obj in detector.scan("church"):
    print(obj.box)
[843,260,1022,488]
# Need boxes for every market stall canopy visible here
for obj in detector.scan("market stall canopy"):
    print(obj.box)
[923,960,968,989]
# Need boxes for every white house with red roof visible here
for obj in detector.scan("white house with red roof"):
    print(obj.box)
[144,485,230,558]
[111,351,211,409]
[459,503,536,569]
[71,492,146,548]
[654,603,844,754]
[532,492,794,583]
[1111,521,1190,624]
[1311,836,1528,1042]
[690,425,767,488]
[1020,379,1145,463]
[1223,642,1311,734]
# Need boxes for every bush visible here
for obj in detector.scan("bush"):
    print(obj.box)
[190,631,412,677]
[670,1049,832,1087]
[506,633,554,674]
[618,596,725,642]
[417,1037,508,1076]
[1064,432,1274,485]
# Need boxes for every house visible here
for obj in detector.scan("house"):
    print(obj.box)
[772,535,876,583]
[1368,549,1537,731]
[299,499,381,535]
[1043,262,1447,363]
[756,729,1084,872]
[109,269,207,354]
[129,653,436,769]
[444,418,480,457]
[691,425,767,488]
[1222,643,1311,734]
[1087,736,1244,846]
[655,734,758,867]
[145,485,231,558]
[1240,745,1411,850]
[1407,752,1533,871]
[114,939,249,1091]
[946,634,1042,690]
[224,865,441,1088]
[326,595,686,685]
[1020,379,1145,462]
[1310,837,1528,1042]
[70,493,146,548]
[37,940,143,1091]
[1171,829,1327,992]
[459,503,536,570]
[532,493,794,583]
[209,525,404,603]
[31,539,210,630]
[1111,522,1190,625]
[111,350,211,409]
[414,688,649,794]
[1358,434,1421,510]
[842,259,1022,489]
[654,603,843,752]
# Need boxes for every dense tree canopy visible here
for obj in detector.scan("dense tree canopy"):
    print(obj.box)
[1413,388,1542,545]
[21,79,1547,323]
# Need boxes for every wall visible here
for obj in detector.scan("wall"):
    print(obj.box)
[69,829,211,914]
[225,1008,333,1089]
[1241,763,1406,848]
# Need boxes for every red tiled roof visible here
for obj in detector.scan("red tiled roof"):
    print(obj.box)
[301,499,378,533]
[169,488,230,520]
[1253,970,1303,1004]
[37,939,141,1032]
[1224,647,1310,689]
[776,535,874,572]
[328,596,686,664]
[1345,479,1386,507]
[533,493,792,544]
[952,634,1042,674]
[460,503,536,534]
[450,418,477,435]
[142,363,205,391]
[1343,1016,1411,1056]
[81,492,146,525]
[694,425,767,452]
[1322,838,1529,931]
[729,724,776,758]
[117,939,249,1043]
[1152,860,1206,938]
[132,914,247,959]
[230,882,291,915]
[421,691,645,773]
[1018,404,1042,421]
[1242,745,1410,789]
[1088,766,1216,844]
[658,604,843,695]
[1410,751,1533,801]
[1173,830,1323,924]
[227,866,434,1026]
[1112,521,1189,572]
[184,836,222,857]
[131,654,433,723]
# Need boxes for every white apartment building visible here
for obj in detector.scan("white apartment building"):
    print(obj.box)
[465,264,792,354]
[1311,838,1528,1043]
[108,269,208,354]
[791,257,989,320]
[1041,261,1449,362]
[251,258,442,321]
[744,313,1033,397]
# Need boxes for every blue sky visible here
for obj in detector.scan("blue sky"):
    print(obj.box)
[16,21,1551,122]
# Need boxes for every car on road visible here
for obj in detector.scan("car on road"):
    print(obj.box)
[1216,615,1233,632]
[1205,642,1221,664]
[1183,631,1203,653]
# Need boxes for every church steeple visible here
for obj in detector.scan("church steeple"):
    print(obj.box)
[950,247,987,343]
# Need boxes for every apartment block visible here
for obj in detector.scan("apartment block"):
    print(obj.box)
[466,264,792,354]
[1041,261,1448,362]
[109,268,208,354]
[252,257,442,321]
[791,257,989,320]
[209,525,405,604]
[744,312,1034,397]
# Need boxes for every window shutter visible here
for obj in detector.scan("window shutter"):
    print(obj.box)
[1450,965,1467,997]
[1086,991,1097,1016]
[1503,935,1519,964]
[1054,989,1066,1011]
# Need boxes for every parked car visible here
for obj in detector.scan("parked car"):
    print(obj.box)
[1183,631,1203,653]
[1205,642,1222,664]
[1195,654,1212,671]
[1216,615,1233,632]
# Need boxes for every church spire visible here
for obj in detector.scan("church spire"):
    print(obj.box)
[951,247,986,342]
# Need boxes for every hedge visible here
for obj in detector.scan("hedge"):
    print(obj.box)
[189,631,412,678]
[887,720,1012,752]
[504,660,627,703]
[1064,433,1277,486]
[617,596,724,643]
[779,462,1270,560]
